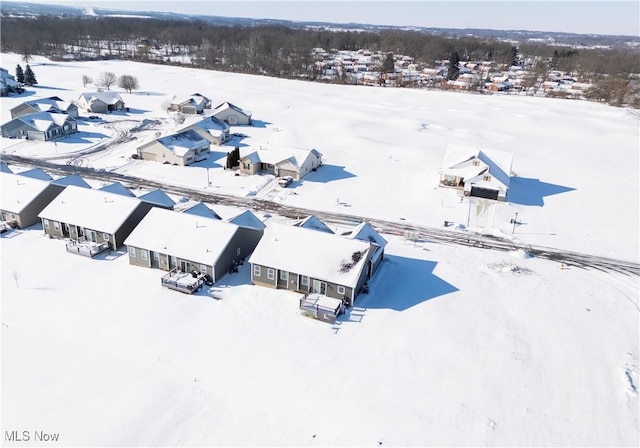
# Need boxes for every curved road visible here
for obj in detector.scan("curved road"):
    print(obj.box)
[4,154,639,277]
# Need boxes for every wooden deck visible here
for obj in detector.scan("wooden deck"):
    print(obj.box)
[299,293,345,323]
[65,239,109,258]
[161,268,205,294]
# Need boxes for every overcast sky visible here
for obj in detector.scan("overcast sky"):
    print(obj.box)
[13,1,640,36]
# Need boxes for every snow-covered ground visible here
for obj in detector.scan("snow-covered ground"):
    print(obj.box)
[1,53,639,446]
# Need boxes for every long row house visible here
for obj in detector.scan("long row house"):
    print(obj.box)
[1,164,386,313]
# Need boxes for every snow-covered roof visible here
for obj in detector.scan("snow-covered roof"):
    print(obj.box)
[15,112,75,131]
[17,168,53,181]
[38,186,143,234]
[99,182,136,197]
[19,97,75,113]
[156,130,209,156]
[293,215,334,234]
[123,207,239,267]
[241,147,321,168]
[0,172,55,214]
[440,145,513,190]
[171,93,209,108]
[213,101,251,117]
[249,223,371,289]
[79,91,124,105]
[51,174,91,188]
[138,189,175,208]
[228,210,266,231]
[182,115,230,132]
[0,162,13,173]
[182,202,221,220]
[342,221,387,263]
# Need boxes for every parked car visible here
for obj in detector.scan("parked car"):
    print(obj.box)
[278,176,293,187]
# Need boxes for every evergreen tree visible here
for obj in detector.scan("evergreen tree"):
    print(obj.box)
[15,64,24,84]
[447,51,460,81]
[381,52,395,73]
[24,65,37,86]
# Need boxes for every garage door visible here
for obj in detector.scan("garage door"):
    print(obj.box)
[470,187,499,200]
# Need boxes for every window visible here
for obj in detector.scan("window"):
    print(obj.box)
[153,252,159,260]
[141,250,148,261]
[483,175,491,181]
[472,160,480,166]
[237,248,241,257]
[200,264,207,272]
[43,219,49,229]
[280,270,288,281]
[267,268,275,280]
[301,275,309,286]
[129,246,136,257]
[53,221,60,231]
[103,232,109,241]
[337,285,346,295]
[253,265,261,277]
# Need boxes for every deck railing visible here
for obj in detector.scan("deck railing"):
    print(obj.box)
[161,268,204,294]
[65,238,109,258]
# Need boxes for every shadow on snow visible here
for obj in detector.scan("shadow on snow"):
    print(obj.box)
[358,254,458,311]
[508,177,575,207]
[302,164,356,183]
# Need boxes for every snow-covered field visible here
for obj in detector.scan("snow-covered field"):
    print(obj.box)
[1,53,639,446]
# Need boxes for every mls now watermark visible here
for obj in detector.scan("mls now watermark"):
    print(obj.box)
[4,430,60,443]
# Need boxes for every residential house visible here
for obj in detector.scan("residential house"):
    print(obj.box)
[77,92,125,113]
[124,207,262,284]
[181,202,222,220]
[227,210,266,252]
[138,189,175,210]
[293,215,334,234]
[10,96,79,119]
[137,130,210,166]
[0,172,66,228]
[51,174,92,189]
[341,221,387,278]
[239,147,322,180]
[1,112,78,141]
[178,115,230,146]
[168,93,212,114]
[249,223,373,306]
[439,145,513,201]
[17,168,53,181]
[212,101,252,125]
[99,182,136,197]
[38,185,153,251]
[0,67,21,96]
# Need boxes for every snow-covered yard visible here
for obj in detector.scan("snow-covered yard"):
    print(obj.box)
[1,53,639,446]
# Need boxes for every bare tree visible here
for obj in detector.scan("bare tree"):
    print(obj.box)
[117,74,139,93]
[97,71,117,91]
[82,74,93,87]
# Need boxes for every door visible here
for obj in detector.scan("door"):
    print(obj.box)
[470,187,499,200]
[312,280,326,294]
[86,230,97,242]
[180,260,188,272]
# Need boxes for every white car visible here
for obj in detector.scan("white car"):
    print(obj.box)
[278,176,293,187]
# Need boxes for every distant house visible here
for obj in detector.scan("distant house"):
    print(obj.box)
[77,92,125,113]
[0,67,21,96]
[1,112,78,141]
[124,207,262,284]
[212,101,252,125]
[439,145,513,201]
[10,96,79,119]
[341,221,387,278]
[239,147,322,180]
[38,185,153,251]
[138,189,175,210]
[178,115,230,146]
[168,93,212,114]
[249,223,374,306]
[136,130,210,166]
[0,172,65,228]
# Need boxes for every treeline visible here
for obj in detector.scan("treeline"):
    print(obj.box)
[1,14,639,106]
